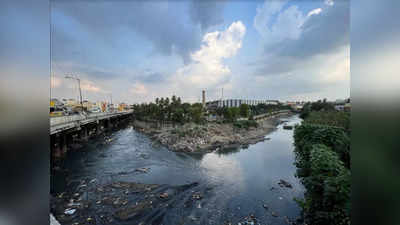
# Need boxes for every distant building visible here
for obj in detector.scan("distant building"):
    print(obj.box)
[64,98,78,107]
[206,99,280,109]
[82,100,94,110]
[50,98,64,108]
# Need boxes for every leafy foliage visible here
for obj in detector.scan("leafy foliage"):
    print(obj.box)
[132,95,205,124]
[300,99,336,120]
[294,124,350,168]
[294,121,351,225]
[239,104,250,118]
[222,107,240,122]
[304,111,350,132]
[249,103,291,116]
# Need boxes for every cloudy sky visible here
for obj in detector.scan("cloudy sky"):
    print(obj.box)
[50,0,349,104]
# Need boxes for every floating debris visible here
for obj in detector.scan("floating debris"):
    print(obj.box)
[192,193,202,200]
[135,167,150,173]
[159,192,169,199]
[57,192,66,198]
[283,125,293,130]
[278,179,293,189]
[238,214,257,225]
[64,208,76,215]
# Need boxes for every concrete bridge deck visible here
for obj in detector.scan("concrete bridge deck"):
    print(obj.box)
[50,109,133,158]
[50,110,133,135]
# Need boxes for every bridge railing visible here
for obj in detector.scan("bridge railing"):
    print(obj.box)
[50,110,133,127]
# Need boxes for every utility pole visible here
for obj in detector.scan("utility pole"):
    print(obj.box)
[65,74,83,110]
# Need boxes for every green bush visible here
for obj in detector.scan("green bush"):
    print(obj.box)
[296,144,351,225]
[294,124,350,169]
[294,123,351,225]
[233,120,258,129]
[304,111,350,131]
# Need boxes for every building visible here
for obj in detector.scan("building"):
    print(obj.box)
[206,99,280,109]
[82,100,94,110]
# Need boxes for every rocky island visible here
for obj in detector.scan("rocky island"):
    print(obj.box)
[132,114,289,153]
[129,95,292,153]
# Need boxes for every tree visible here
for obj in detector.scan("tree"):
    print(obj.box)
[300,103,311,119]
[239,104,249,118]
[223,107,233,122]
[189,103,204,124]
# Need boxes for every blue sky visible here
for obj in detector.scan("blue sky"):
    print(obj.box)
[50,0,349,104]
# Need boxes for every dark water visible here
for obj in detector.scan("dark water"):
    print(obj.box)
[53,115,304,225]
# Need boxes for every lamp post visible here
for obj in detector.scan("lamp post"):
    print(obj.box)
[65,74,83,110]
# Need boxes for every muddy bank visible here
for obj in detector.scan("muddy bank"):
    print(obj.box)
[132,114,291,153]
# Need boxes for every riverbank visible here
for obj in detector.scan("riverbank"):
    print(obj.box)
[132,113,291,153]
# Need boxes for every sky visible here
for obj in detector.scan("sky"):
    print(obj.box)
[50,0,350,104]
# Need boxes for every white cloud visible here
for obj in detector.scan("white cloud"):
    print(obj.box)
[253,0,288,37]
[307,8,322,17]
[173,21,246,89]
[325,0,334,6]
[51,76,62,88]
[80,80,102,92]
[130,82,148,95]
[254,1,305,45]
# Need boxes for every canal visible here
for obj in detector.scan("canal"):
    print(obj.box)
[51,115,304,225]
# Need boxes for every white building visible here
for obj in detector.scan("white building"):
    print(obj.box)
[209,99,280,108]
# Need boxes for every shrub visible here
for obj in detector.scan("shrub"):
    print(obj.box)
[304,111,350,132]
[233,120,258,129]
[296,144,351,225]
[294,123,351,225]
[294,124,350,169]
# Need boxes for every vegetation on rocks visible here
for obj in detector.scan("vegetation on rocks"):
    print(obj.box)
[233,120,259,130]
[249,103,292,116]
[132,95,291,153]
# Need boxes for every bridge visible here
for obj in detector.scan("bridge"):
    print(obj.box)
[50,110,133,135]
[50,110,133,158]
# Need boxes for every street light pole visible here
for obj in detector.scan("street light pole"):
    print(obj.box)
[65,74,83,110]
[78,78,82,107]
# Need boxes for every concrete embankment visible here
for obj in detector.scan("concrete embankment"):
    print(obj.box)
[132,112,291,153]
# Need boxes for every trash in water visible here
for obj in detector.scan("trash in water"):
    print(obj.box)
[64,208,76,215]
[159,192,169,199]
[135,167,150,173]
[192,193,202,200]
[278,179,293,188]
